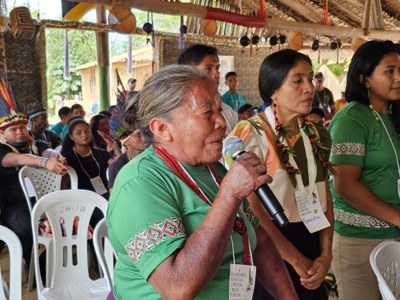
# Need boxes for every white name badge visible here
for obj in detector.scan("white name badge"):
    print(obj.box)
[295,190,330,233]
[229,264,256,300]
[90,176,108,195]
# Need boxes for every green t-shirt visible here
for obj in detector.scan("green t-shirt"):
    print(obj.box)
[221,91,246,111]
[329,101,400,239]
[107,145,258,299]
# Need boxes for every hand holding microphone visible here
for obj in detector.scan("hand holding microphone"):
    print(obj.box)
[223,136,289,227]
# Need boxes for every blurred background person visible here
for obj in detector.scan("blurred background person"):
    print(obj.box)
[306,107,325,126]
[329,40,400,300]
[237,103,256,120]
[108,94,143,192]
[107,65,297,300]
[312,72,335,121]
[50,106,71,139]
[127,77,137,93]
[90,113,122,157]
[26,102,61,149]
[228,49,333,299]
[221,71,246,111]
[71,103,86,119]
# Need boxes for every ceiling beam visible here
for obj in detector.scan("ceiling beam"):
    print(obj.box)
[64,0,400,40]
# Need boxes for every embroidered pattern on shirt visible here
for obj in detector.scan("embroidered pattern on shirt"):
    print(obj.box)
[125,217,186,263]
[331,142,365,157]
[334,208,392,228]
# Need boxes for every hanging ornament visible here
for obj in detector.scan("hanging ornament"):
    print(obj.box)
[329,38,341,50]
[251,35,260,45]
[311,39,320,51]
[239,36,250,47]
[143,12,154,47]
[108,7,136,34]
[279,34,287,44]
[287,32,303,51]
[200,19,217,37]
[10,6,35,40]
[351,37,364,52]
[269,35,278,46]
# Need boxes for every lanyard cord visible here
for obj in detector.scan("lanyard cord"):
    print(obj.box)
[73,148,101,179]
[154,145,252,265]
[374,111,400,177]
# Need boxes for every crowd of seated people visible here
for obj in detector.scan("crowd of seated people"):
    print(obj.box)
[1,41,400,300]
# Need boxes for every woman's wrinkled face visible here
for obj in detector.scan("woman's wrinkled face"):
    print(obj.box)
[70,123,92,146]
[365,53,400,104]
[166,79,226,166]
[272,60,314,117]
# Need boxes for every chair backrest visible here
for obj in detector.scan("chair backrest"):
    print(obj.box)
[93,219,118,290]
[31,189,108,292]
[369,240,400,300]
[0,225,22,300]
[18,166,78,212]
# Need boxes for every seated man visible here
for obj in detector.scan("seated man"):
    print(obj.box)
[0,84,68,271]
[26,102,61,149]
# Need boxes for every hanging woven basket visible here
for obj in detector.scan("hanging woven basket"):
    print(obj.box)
[108,7,136,34]
[10,6,36,40]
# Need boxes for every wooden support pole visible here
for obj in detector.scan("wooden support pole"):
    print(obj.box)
[96,5,110,111]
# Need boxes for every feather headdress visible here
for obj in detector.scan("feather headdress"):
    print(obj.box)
[0,77,27,129]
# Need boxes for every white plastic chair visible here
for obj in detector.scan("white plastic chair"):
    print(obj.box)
[93,219,118,291]
[18,165,78,290]
[31,189,110,300]
[0,225,23,300]
[369,240,400,300]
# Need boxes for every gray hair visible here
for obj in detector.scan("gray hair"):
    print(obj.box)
[135,64,212,144]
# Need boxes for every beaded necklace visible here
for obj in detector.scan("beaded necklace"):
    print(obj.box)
[271,103,332,188]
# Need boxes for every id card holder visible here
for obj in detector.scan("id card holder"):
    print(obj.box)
[295,190,330,233]
[90,176,108,195]
[229,264,256,300]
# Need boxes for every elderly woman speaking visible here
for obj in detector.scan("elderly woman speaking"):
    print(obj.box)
[107,65,297,300]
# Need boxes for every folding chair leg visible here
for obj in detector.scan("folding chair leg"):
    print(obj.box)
[27,247,34,291]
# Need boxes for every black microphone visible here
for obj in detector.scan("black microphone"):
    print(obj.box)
[223,136,289,227]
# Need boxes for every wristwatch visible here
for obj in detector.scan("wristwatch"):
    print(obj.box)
[40,157,49,169]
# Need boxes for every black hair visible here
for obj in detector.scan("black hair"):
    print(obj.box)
[177,44,218,66]
[309,107,325,118]
[259,49,312,106]
[89,114,109,149]
[58,106,71,119]
[61,118,93,153]
[345,40,400,134]
[70,103,84,113]
[98,110,112,118]
[225,71,237,81]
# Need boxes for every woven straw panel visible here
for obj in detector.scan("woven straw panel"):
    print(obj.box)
[4,29,41,108]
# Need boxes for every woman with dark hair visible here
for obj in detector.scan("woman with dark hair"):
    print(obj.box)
[228,49,333,299]
[329,40,400,300]
[90,114,122,157]
[61,118,112,199]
